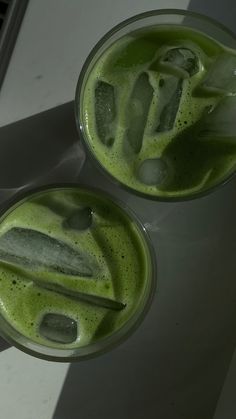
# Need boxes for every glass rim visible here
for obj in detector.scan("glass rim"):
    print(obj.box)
[0,182,157,362]
[75,8,236,202]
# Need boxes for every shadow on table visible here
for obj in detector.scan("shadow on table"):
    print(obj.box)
[0,101,84,199]
[0,336,10,351]
[188,0,236,32]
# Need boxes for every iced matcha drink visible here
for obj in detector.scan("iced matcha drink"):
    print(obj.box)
[77,11,236,199]
[0,186,154,360]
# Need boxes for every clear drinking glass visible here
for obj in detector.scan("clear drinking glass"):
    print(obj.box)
[75,9,236,201]
[0,184,156,361]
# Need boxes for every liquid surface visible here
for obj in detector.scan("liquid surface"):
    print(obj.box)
[80,25,236,198]
[0,187,150,349]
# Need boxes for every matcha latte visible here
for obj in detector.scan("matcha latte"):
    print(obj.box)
[0,186,154,360]
[76,11,236,199]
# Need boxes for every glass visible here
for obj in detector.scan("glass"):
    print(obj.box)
[75,9,236,201]
[0,184,156,361]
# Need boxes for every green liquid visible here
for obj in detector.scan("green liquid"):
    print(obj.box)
[0,187,150,349]
[81,25,236,198]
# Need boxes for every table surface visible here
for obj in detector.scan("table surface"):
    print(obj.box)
[0,1,236,419]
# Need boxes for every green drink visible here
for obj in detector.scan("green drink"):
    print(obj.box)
[76,11,236,199]
[0,186,155,360]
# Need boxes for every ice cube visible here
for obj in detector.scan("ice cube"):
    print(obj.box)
[151,47,199,78]
[137,158,168,186]
[198,97,236,139]
[63,207,92,231]
[125,72,154,153]
[95,81,116,146]
[0,227,97,277]
[156,76,182,132]
[195,53,236,96]
[39,313,77,344]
